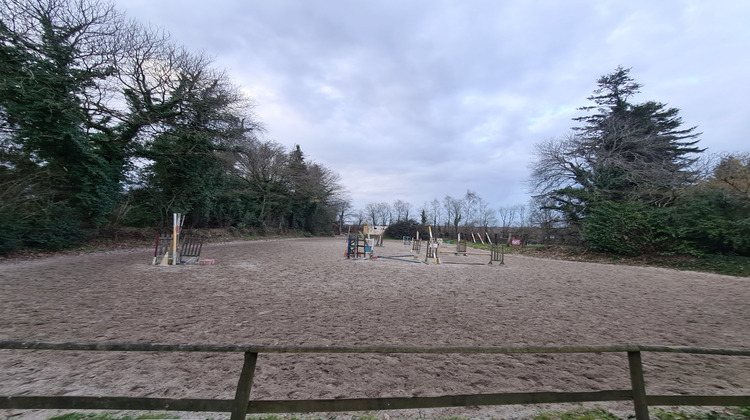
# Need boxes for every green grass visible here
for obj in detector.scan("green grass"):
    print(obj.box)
[247,416,305,420]
[49,413,180,420]
[531,407,621,420]
[49,414,135,420]
[653,406,750,419]
[530,406,750,420]
[648,253,750,277]
[470,242,750,277]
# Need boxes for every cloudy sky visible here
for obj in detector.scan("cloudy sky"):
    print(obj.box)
[117,0,749,212]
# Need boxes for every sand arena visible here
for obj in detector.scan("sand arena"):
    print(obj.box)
[1,237,748,419]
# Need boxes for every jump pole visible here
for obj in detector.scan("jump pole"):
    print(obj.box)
[172,213,177,265]
[153,234,160,265]
[171,213,185,266]
[424,226,440,264]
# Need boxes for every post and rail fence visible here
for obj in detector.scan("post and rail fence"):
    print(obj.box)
[1,341,749,420]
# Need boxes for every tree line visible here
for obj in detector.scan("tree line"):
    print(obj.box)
[343,68,749,257]
[0,0,345,253]
[3,1,746,258]
[529,66,749,256]
[341,192,528,242]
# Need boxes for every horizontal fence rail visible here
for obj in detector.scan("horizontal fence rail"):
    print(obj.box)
[1,341,749,420]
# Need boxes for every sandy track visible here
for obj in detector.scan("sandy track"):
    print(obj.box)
[1,237,748,419]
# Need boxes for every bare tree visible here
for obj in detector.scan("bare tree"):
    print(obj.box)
[476,197,497,232]
[430,198,442,226]
[330,198,351,235]
[365,202,378,226]
[529,196,561,243]
[497,205,518,239]
[354,209,366,228]
[392,199,411,222]
[375,202,392,225]
[463,190,480,228]
[443,195,463,236]
[712,152,750,198]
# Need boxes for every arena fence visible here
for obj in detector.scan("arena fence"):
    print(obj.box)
[1,341,749,420]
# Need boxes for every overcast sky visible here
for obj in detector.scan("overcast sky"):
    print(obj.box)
[117,0,749,212]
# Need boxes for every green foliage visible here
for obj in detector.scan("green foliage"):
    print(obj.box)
[582,200,674,255]
[672,184,750,256]
[49,414,136,420]
[532,406,621,420]
[0,0,346,252]
[22,204,87,250]
[384,219,425,239]
[530,66,715,257]
[48,413,180,420]
[135,414,180,420]
[692,254,750,276]
[653,406,750,420]
[0,210,24,253]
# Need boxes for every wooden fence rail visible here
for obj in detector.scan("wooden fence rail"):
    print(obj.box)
[1,341,749,420]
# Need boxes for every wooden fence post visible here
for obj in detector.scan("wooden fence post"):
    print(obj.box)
[628,351,650,420]
[231,352,258,420]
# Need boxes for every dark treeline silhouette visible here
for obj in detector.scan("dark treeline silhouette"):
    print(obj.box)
[0,0,345,253]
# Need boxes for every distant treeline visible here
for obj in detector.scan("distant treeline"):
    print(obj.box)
[347,68,750,257]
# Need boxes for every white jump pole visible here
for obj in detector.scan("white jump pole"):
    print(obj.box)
[172,213,178,265]
[171,213,184,266]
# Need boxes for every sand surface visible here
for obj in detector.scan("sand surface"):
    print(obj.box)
[1,237,749,419]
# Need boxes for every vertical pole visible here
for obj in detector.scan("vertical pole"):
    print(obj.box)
[153,234,160,265]
[628,351,650,420]
[231,352,259,420]
[171,213,177,265]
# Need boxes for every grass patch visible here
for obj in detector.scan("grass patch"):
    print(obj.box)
[646,253,750,277]
[49,414,136,420]
[530,406,750,420]
[531,407,621,420]
[653,406,750,419]
[49,414,179,420]
[475,242,750,277]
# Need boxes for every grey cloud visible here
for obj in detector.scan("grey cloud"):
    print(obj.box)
[117,0,750,210]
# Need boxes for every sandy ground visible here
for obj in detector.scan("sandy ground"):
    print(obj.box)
[0,237,748,420]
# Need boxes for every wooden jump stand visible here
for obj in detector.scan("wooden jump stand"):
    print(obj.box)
[345,234,372,259]
[345,227,503,266]
[152,213,206,265]
[423,230,504,265]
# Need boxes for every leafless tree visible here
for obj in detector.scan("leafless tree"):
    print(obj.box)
[443,195,463,236]
[364,202,378,226]
[476,198,497,232]
[497,205,518,239]
[331,197,352,235]
[392,199,411,222]
[354,209,366,228]
[462,190,480,228]
[375,202,392,225]
[529,196,561,243]
[430,198,442,226]
[712,152,750,198]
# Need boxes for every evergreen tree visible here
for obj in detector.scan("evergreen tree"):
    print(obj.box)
[530,66,705,254]
[1,0,124,248]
